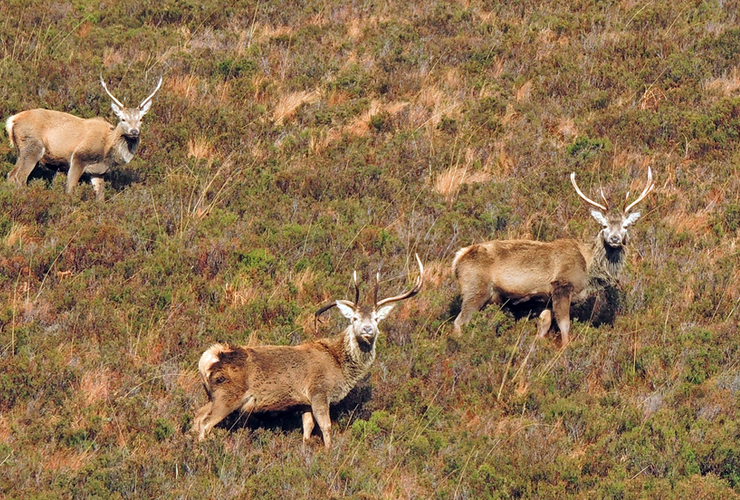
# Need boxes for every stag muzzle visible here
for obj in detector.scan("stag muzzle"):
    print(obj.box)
[607,234,622,247]
[358,325,376,344]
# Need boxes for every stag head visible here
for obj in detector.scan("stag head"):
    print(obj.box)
[571,167,654,248]
[100,75,163,138]
[316,254,424,346]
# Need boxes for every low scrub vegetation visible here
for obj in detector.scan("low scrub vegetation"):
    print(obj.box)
[1,0,739,498]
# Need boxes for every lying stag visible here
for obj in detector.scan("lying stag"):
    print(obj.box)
[5,75,162,200]
[452,168,654,345]
[191,255,424,448]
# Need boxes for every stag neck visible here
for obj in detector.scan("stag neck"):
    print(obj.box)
[587,232,625,285]
[110,129,139,165]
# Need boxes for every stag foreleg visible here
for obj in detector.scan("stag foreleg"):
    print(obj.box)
[551,282,573,346]
[310,394,332,448]
[8,138,44,186]
[66,154,86,194]
[90,176,106,201]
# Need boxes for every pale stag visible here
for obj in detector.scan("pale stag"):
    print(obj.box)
[5,75,162,200]
[452,168,654,345]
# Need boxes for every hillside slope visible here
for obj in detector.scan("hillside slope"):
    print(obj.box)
[1,0,740,498]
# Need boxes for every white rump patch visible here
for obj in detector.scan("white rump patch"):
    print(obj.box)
[199,343,227,380]
[5,115,16,147]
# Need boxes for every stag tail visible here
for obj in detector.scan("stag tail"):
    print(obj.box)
[452,246,472,278]
[198,343,229,391]
[5,115,16,148]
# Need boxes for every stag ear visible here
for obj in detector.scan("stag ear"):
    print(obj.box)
[622,211,642,228]
[335,301,356,319]
[139,99,153,116]
[375,304,396,322]
[590,209,609,227]
[110,101,124,118]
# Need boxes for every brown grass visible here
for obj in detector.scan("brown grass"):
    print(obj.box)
[706,67,740,96]
[434,149,493,202]
[273,89,321,125]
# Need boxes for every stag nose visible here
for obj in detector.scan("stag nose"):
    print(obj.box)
[609,234,621,245]
[361,325,374,337]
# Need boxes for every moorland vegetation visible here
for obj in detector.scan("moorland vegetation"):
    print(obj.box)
[1,0,740,498]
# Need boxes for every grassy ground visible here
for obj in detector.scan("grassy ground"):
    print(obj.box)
[1,0,740,498]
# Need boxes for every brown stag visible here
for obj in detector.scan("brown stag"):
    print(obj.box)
[190,255,424,448]
[452,168,654,345]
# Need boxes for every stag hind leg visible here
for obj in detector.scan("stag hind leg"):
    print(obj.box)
[301,411,315,448]
[191,394,251,441]
[551,282,573,346]
[8,138,44,186]
[453,281,494,336]
[537,309,552,338]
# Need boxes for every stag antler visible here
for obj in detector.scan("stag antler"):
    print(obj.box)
[139,76,163,109]
[570,172,608,212]
[375,254,424,308]
[99,74,125,108]
[624,166,654,214]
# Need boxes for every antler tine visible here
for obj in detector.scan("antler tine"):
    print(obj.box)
[624,166,654,213]
[373,272,380,307]
[375,254,424,308]
[139,76,163,109]
[99,74,125,108]
[570,172,608,212]
[353,270,360,306]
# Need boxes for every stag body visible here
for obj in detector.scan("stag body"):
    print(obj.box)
[191,256,423,448]
[5,76,162,200]
[452,169,654,345]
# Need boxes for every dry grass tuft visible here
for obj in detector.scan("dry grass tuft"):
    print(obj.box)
[224,280,259,306]
[188,136,215,160]
[80,368,111,405]
[273,89,321,125]
[434,149,493,202]
[169,73,200,101]
[4,223,38,247]
[705,67,740,96]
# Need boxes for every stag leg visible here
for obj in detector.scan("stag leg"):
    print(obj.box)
[66,155,85,194]
[8,139,44,186]
[537,309,552,338]
[551,283,573,346]
[90,176,106,201]
[192,395,246,441]
[310,394,332,448]
[453,286,493,336]
[302,411,315,447]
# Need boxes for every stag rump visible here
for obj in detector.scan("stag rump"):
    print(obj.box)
[452,168,654,345]
[5,75,162,200]
[191,255,424,448]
